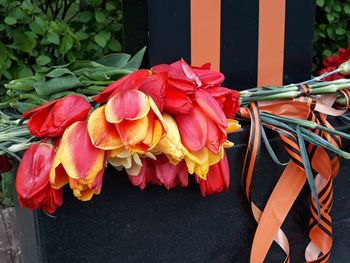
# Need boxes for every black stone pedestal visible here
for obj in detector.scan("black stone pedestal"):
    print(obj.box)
[15,122,350,263]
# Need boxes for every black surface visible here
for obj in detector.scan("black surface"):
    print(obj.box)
[13,124,349,263]
[283,0,316,85]
[147,0,191,66]
[220,0,259,90]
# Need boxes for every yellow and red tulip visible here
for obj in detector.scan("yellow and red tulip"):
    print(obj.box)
[89,89,166,154]
[15,143,62,213]
[194,152,230,197]
[23,95,91,138]
[153,113,185,165]
[50,121,106,201]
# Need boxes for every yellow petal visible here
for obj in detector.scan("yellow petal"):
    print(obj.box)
[227,119,241,133]
[88,106,123,150]
[116,116,149,146]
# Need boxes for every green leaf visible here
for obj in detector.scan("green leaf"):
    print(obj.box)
[47,32,60,45]
[95,11,106,23]
[59,35,73,56]
[296,126,321,221]
[36,55,51,66]
[8,7,25,20]
[94,31,111,48]
[326,14,335,22]
[107,39,122,52]
[316,0,324,7]
[75,11,93,23]
[335,27,346,35]
[326,27,336,40]
[29,17,47,35]
[96,53,131,68]
[14,31,37,54]
[344,4,350,15]
[76,31,89,41]
[123,47,146,70]
[35,75,82,96]
[4,16,17,25]
[260,125,288,166]
[46,68,74,78]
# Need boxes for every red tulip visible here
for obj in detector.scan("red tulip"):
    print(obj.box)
[195,152,229,197]
[0,155,12,173]
[23,95,91,138]
[204,86,240,118]
[15,143,62,213]
[128,155,188,190]
[175,90,227,155]
[171,59,225,87]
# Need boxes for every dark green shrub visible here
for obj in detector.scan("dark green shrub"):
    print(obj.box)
[313,0,350,71]
[0,0,122,82]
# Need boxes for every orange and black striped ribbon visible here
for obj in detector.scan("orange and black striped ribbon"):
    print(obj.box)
[241,101,340,262]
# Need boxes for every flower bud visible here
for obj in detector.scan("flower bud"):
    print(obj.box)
[338,60,350,75]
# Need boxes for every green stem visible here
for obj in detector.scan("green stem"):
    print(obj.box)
[81,80,114,85]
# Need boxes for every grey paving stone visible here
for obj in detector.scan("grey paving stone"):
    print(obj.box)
[0,208,22,263]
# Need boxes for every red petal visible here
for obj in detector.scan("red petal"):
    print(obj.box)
[205,87,240,118]
[139,73,166,111]
[22,99,57,119]
[155,157,188,189]
[198,153,229,197]
[27,95,91,138]
[93,69,151,103]
[195,90,227,127]
[164,88,193,114]
[175,106,207,152]
[15,143,55,200]
[105,89,150,124]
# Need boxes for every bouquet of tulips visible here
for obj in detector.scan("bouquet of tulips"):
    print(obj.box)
[12,59,241,213]
[3,51,350,262]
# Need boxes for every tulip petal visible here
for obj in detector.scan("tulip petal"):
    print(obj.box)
[175,107,207,152]
[195,90,227,127]
[164,88,193,114]
[88,106,123,150]
[227,119,241,133]
[50,121,105,182]
[16,143,54,199]
[93,69,151,103]
[198,153,229,197]
[105,89,150,124]
[139,73,166,111]
[116,116,149,146]
[154,113,185,163]
[27,95,91,138]
[22,99,57,119]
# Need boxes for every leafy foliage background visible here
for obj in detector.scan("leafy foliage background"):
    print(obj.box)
[0,0,122,84]
[313,0,350,71]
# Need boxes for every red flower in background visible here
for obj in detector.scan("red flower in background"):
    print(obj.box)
[15,143,62,213]
[23,95,91,138]
[318,45,350,81]
[0,156,12,173]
